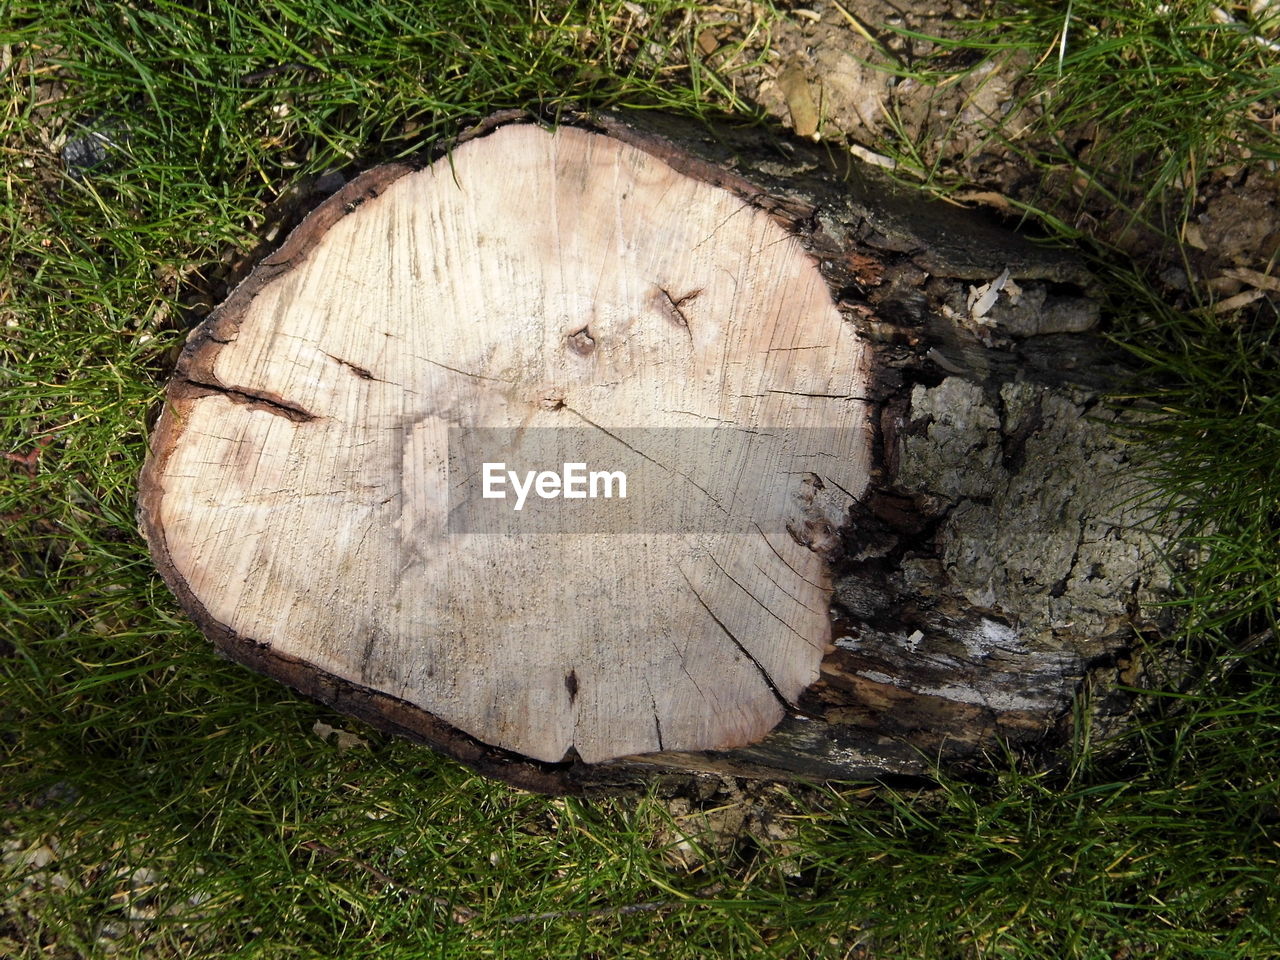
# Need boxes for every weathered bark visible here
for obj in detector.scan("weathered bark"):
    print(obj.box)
[138,109,1177,793]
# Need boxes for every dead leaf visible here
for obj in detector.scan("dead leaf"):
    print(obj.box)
[777,58,820,140]
[967,266,1011,322]
[954,190,1015,214]
[312,720,369,752]
[3,436,54,476]
[1182,221,1208,250]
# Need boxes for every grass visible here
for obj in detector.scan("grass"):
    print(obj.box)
[1110,288,1280,642]
[867,0,1280,247]
[2,0,1279,957]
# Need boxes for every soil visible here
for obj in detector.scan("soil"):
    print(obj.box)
[684,0,1280,312]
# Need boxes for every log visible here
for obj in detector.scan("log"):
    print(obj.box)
[138,109,1177,793]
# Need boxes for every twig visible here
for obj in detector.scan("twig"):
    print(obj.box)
[1211,288,1264,315]
[1221,266,1280,294]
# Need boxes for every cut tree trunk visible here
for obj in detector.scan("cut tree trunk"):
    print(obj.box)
[138,109,1179,794]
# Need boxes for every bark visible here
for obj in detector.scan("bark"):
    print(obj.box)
[138,108,1178,793]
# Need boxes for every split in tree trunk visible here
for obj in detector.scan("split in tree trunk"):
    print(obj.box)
[138,109,1179,793]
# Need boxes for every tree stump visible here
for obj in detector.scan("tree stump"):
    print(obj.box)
[138,110,1177,793]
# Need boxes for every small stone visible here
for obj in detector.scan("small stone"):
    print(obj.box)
[314,170,347,195]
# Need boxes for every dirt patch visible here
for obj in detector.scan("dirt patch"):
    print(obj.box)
[686,0,1280,313]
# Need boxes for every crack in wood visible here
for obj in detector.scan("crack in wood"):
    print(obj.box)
[323,351,381,381]
[185,378,318,422]
[752,522,827,590]
[996,389,1044,475]
[414,354,513,384]
[704,550,812,645]
[820,474,858,502]
[677,565,794,714]
[644,681,665,751]
[652,285,702,334]
[765,389,872,401]
[561,405,731,516]
[751,558,825,615]
[1050,515,1090,599]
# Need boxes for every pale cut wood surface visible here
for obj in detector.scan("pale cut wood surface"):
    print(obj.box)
[145,123,873,764]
